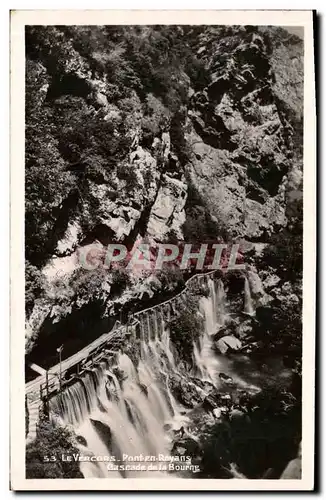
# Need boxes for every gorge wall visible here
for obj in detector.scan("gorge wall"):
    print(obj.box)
[25,25,303,357]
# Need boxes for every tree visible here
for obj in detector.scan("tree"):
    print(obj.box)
[25,261,45,317]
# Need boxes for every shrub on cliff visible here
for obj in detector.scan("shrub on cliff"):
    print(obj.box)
[260,229,302,282]
[141,93,171,147]
[25,262,45,317]
[169,296,203,364]
[66,268,108,305]
[183,211,227,243]
[65,267,131,305]
[26,420,83,479]
[25,99,75,266]
[110,268,132,297]
[260,201,302,282]
[250,298,302,383]
[52,95,131,168]
[187,279,209,298]
[156,266,185,291]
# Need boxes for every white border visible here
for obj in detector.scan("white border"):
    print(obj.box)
[10,9,316,491]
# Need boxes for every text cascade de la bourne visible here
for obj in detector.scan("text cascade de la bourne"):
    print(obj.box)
[43,453,200,472]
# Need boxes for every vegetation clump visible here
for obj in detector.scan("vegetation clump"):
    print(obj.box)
[169,295,203,365]
[26,418,83,479]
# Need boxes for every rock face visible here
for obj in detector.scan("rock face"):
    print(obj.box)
[185,27,303,239]
[79,145,161,242]
[147,174,187,240]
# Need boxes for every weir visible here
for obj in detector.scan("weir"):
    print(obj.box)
[26,269,257,459]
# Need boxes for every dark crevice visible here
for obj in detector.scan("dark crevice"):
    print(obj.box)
[46,73,92,101]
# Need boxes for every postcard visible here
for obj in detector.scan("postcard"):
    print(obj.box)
[10,9,316,491]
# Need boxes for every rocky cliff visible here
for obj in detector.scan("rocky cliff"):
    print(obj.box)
[25,25,303,357]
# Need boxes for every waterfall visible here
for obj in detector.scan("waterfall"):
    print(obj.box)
[199,277,226,335]
[244,276,255,316]
[216,279,226,325]
[118,352,138,382]
[140,315,146,344]
[194,276,260,391]
[193,277,226,383]
[48,311,186,478]
[161,327,176,371]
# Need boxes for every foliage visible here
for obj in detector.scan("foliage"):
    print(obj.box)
[252,299,302,371]
[110,268,132,296]
[25,262,45,317]
[260,222,302,282]
[141,93,171,147]
[26,419,83,478]
[187,279,209,298]
[116,162,139,190]
[25,100,75,265]
[26,26,83,77]
[169,108,191,166]
[183,209,227,243]
[156,266,185,291]
[169,295,203,364]
[185,55,210,91]
[52,96,132,167]
[62,266,131,306]
[70,268,108,301]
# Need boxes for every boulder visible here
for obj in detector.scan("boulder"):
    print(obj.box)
[215,335,242,354]
[171,437,201,458]
[169,375,205,408]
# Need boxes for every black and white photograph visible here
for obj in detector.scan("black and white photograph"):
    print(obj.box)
[10,9,316,491]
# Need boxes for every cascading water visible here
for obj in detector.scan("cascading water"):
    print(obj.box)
[48,309,188,478]
[193,276,226,382]
[193,276,260,391]
[216,279,226,325]
[244,276,255,316]
[48,274,260,478]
